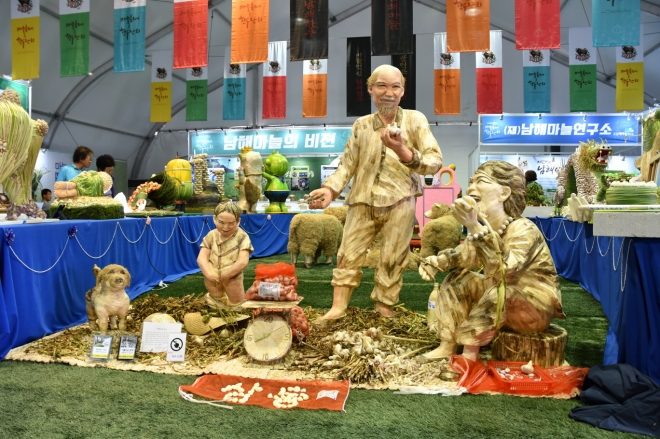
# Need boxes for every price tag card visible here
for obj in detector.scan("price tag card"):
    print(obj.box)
[258,282,281,299]
[89,335,113,362]
[166,333,187,362]
[117,335,138,361]
[140,322,183,352]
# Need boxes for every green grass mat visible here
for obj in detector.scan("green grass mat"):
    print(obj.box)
[1,254,631,439]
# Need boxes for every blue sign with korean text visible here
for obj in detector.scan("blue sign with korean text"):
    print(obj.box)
[480,114,640,146]
[189,127,352,156]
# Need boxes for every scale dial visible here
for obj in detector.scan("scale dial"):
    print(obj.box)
[244,314,292,363]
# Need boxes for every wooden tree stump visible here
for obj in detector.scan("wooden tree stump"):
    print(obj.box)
[491,324,568,367]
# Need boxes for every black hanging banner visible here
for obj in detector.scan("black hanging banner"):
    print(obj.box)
[346,37,372,117]
[290,0,329,61]
[391,35,416,110]
[371,0,413,56]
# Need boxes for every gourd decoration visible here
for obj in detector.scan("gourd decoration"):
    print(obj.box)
[262,151,290,213]
[72,171,104,197]
[146,173,178,208]
[127,181,162,211]
[165,156,193,201]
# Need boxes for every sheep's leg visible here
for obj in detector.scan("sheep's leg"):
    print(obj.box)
[290,252,299,266]
[325,255,333,265]
[304,254,314,268]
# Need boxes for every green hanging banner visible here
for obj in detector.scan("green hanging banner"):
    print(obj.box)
[59,1,90,78]
[186,66,208,121]
[569,64,597,112]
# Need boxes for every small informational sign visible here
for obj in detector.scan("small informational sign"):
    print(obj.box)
[258,282,281,299]
[290,165,311,191]
[320,166,338,184]
[89,335,113,362]
[140,322,183,353]
[317,390,339,400]
[166,333,187,362]
[117,335,139,361]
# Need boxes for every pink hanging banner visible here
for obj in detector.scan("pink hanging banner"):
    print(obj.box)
[515,0,560,50]
[173,0,208,69]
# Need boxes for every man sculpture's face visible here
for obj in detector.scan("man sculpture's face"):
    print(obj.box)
[368,69,404,117]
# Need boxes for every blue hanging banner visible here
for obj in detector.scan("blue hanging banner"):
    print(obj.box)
[223,46,246,120]
[522,49,550,114]
[592,0,640,47]
[480,114,640,146]
[189,127,352,157]
[114,0,146,73]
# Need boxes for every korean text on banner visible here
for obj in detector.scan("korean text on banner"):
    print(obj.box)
[59,0,90,77]
[434,33,461,115]
[568,27,597,112]
[371,0,413,56]
[522,49,551,114]
[174,0,208,69]
[615,30,644,112]
[446,0,490,53]
[515,0,560,50]
[593,0,640,47]
[392,35,416,110]
[475,30,502,115]
[114,0,146,73]
[346,37,371,117]
[11,0,41,80]
[302,59,327,118]
[186,66,208,122]
[150,50,172,123]
[223,46,246,120]
[262,41,287,120]
[231,0,269,64]
[290,0,328,61]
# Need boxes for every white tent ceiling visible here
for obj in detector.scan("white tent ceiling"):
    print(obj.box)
[1,0,659,180]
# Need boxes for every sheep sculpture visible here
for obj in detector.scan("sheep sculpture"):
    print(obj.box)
[419,202,463,259]
[288,214,343,268]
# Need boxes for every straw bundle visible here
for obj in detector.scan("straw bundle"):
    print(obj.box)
[0,100,33,183]
[3,119,48,204]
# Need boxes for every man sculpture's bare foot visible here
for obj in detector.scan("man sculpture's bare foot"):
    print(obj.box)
[416,341,458,364]
[374,301,394,317]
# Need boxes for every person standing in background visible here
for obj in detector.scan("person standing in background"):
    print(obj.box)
[56,146,94,182]
[41,188,52,216]
[96,154,116,197]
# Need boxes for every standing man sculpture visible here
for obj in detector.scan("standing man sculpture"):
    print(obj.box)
[310,64,443,321]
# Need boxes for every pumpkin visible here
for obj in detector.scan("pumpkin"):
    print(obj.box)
[165,156,193,201]
[264,151,289,176]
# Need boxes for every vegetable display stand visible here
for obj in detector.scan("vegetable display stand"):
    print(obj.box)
[491,324,568,368]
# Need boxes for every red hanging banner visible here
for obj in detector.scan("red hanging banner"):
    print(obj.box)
[515,0,560,50]
[476,30,503,114]
[173,0,208,69]
[262,41,287,119]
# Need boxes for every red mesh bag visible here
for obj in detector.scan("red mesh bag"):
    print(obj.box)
[255,262,296,280]
[245,263,299,301]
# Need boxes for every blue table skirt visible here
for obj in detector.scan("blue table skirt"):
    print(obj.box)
[0,214,292,359]
[535,217,660,383]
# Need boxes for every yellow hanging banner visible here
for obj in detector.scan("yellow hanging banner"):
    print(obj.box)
[615,62,644,112]
[11,16,40,80]
[151,82,172,122]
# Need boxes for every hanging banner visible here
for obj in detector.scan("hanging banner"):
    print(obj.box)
[479,114,640,146]
[593,0,640,47]
[59,0,89,78]
[515,0,560,50]
[173,0,208,69]
[615,32,644,112]
[434,33,461,115]
[114,0,146,73]
[446,0,490,52]
[569,27,597,112]
[150,50,172,123]
[391,35,415,110]
[223,46,246,120]
[11,0,41,80]
[262,41,287,120]
[475,30,502,115]
[346,37,371,117]
[190,127,352,156]
[290,0,328,61]
[231,0,269,63]
[302,59,327,118]
[523,49,550,114]
[186,66,208,121]
[371,0,413,56]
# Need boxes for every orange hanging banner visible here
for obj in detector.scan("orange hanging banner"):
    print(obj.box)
[446,0,490,53]
[302,59,327,118]
[231,0,269,64]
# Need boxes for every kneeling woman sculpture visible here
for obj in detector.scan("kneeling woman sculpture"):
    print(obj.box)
[418,160,565,363]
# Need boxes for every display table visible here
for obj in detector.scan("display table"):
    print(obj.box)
[535,217,660,383]
[0,214,293,359]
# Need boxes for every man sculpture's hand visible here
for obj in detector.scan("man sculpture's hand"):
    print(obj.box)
[418,255,448,281]
[309,187,333,209]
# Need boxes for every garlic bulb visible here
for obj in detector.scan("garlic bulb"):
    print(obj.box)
[520,360,535,375]
[387,122,402,136]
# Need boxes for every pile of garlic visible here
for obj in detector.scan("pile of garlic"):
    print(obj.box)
[220,382,263,404]
[319,327,415,368]
[267,386,309,409]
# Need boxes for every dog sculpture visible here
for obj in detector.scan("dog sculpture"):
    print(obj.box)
[85,264,131,334]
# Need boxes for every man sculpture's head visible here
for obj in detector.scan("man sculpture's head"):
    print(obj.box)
[367,65,405,119]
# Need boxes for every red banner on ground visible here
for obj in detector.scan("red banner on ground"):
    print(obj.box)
[173,0,208,69]
[515,0,560,50]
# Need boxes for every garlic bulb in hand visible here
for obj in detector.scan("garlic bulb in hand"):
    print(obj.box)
[387,122,402,137]
[520,360,535,375]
